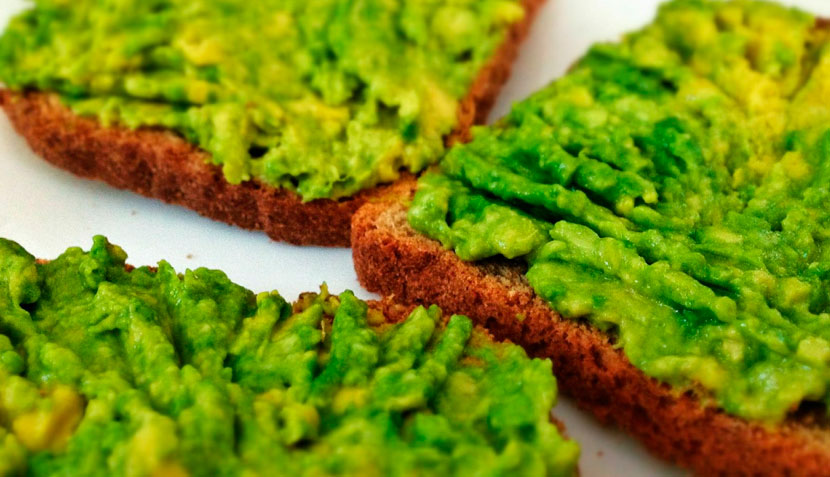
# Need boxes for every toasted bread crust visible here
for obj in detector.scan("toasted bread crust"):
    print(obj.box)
[0,0,543,247]
[351,195,830,476]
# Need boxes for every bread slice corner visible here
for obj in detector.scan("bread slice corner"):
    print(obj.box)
[350,193,830,476]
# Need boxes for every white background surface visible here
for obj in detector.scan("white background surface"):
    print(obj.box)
[2,1,830,475]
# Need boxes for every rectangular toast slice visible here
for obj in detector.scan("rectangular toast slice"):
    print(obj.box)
[351,192,830,476]
[0,0,543,247]
[2,235,579,475]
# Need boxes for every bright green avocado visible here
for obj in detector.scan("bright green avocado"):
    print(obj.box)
[0,0,523,200]
[410,0,830,423]
[0,236,578,476]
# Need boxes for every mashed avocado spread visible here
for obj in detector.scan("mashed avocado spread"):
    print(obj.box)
[410,0,830,422]
[0,236,578,476]
[0,0,523,200]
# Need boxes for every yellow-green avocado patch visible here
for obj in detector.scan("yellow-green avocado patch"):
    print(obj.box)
[0,0,524,200]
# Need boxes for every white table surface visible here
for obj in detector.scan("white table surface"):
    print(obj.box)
[2,1,829,475]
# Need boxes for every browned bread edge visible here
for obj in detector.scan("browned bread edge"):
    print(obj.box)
[0,0,544,247]
[351,192,830,476]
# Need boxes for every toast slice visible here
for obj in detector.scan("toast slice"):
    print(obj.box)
[351,191,830,477]
[2,235,579,475]
[0,0,543,247]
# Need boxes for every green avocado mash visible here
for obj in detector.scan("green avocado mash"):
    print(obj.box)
[409,0,830,423]
[0,0,523,200]
[0,236,578,476]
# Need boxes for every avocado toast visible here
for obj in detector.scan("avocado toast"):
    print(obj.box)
[0,235,578,476]
[0,0,543,246]
[352,0,830,474]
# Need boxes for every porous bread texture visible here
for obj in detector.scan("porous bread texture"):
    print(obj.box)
[351,193,830,477]
[0,0,544,247]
